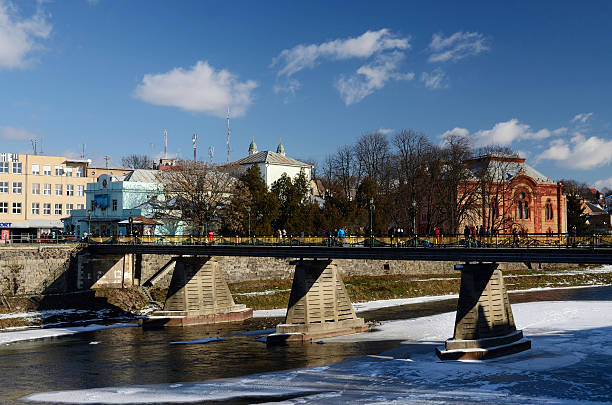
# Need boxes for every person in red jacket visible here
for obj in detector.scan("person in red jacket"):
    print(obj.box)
[433,226,440,245]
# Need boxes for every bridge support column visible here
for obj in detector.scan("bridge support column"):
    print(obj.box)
[148,256,252,327]
[268,259,369,344]
[436,263,531,360]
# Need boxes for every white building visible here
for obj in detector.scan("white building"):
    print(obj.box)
[232,140,312,189]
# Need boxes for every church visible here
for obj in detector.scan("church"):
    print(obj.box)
[231,139,313,189]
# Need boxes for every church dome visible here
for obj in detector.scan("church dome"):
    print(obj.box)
[248,138,258,155]
[276,140,285,156]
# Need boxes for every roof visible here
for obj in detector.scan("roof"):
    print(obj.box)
[122,169,162,183]
[232,151,311,168]
[467,156,552,184]
[584,201,608,215]
[118,216,161,225]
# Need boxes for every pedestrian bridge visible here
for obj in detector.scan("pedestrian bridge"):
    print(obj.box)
[85,234,612,360]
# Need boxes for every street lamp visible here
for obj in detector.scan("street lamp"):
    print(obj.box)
[247,206,251,240]
[205,203,210,236]
[369,196,374,246]
[412,199,417,247]
[87,209,92,238]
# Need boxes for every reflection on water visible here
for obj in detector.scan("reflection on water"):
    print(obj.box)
[1,285,611,404]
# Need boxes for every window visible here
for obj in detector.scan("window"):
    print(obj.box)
[112,199,118,211]
[54,204,62,215]
[55,184,63,196]
[43,184,51,195]
[55,165,63,176]
[545,200,554,221]
[43,165,51,176]
[75,167,83,177]
[12,182,22,194]
[77,185,84,196]
[32,183,40,195]
[0,182,7,193]
[43,203,51,215]
[77,204,84,210]
[516,192,529,220]
[66,203,73,215]
[12,202,21,214]
[0,162,8,173]
[66,184,74,196]
[65,167,73,177]
[12,161,22,174]
[31,202,40,215]
[0,202,7,213]
[32,164,40,175]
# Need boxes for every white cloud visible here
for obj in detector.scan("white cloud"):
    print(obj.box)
[594,177,612,190]
[428,31,489,63]
[537,133,612,170]
[420,68,448,89]
[0,126,36,140]
[272,29,410,77]
[441,127,469,140]
[335,52,414,105]
[469,119,555,147]
[133,61,257,117]
[273,77,301,103]
[571,112,593,124]
[377,128,393,135]
[0,0,51,69]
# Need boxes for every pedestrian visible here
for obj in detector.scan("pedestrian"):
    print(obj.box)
[282,229,287,238]
[433,226,440,245]
[463,225,470,247]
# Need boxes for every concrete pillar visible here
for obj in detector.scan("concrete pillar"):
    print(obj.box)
[149,256,252,326]
[436,263,531,360]
[90,253,135,288]
[268,259,369,344]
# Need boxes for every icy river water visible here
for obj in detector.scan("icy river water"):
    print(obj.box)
[2,286,612,404]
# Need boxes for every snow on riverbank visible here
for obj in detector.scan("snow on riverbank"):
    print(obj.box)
[23,300,612,404]
[0,323,137,345]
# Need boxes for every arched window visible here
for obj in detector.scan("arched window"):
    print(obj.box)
[545,200,553,221]
[516,192,529,220]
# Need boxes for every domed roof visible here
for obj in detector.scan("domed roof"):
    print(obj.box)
[248,138,258,155]
[276,139,285,156]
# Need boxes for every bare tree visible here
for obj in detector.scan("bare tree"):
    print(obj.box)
[331,144,357,199]
[355,131,390,184]
[156,160,236,235]
[121,154,153,169]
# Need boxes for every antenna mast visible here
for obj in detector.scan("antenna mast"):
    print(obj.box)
[226,107,231,163]
[208,145,214,163]
[81,144,86,159]
[163,129,168,159]
[192,133,198,162]
[103,155,110,168]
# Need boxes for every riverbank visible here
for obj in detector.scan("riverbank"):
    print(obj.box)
[0,265,610,330]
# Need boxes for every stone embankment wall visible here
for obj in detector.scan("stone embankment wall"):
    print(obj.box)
[0,245,79,295]
[0,245,584,294]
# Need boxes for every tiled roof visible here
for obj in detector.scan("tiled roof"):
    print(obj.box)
[232,151,311,168]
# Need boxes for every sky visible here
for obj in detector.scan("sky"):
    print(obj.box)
[1,0,612,189]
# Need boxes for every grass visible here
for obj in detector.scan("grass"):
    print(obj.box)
[229,270,612,310]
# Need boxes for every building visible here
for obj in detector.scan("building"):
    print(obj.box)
[0,152,93,240]
[63,170,181,237]
[583,201,611,233]
[458,154,567,234]
[230,139,312,189]
[87,167,133,180]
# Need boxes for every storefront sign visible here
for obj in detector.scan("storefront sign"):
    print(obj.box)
[1,229,9,240]
[0,222,12,227]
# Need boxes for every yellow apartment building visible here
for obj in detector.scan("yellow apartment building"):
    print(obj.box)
[0,153,112,240]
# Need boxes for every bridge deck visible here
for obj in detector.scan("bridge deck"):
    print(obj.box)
[87,244,612,265]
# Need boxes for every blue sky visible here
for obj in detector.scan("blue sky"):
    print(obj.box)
[1,0,612,189]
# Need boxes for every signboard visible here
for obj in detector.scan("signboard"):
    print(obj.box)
[1,229,9,241]
[94,195,109,209]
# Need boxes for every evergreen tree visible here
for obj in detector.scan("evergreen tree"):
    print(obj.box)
[240,165,278,235]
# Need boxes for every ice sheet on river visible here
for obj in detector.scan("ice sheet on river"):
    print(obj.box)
[23,300,612,404]
[0,323,137,345]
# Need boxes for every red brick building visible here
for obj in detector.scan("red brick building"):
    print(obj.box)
[460,154,566,234]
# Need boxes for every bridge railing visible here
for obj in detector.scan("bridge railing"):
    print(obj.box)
[83,233,612,248]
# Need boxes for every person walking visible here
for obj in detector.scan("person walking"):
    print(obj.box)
[433,226,440,245]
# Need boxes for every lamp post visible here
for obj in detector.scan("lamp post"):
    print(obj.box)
[247,206,251,240]
[87,209,92,238]
[412,199,417,247]
[369,196,374,246]
[205,203,210,236]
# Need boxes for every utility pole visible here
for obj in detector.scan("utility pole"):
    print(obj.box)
[208,145,214,163]
[163,129,168,159]
[103,155,110,168]
[226,107,231,163]
[192,133,198,162]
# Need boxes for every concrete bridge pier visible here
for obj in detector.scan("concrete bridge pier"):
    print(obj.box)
[149,256,252,327]
[268,259,369,344]
[436,263,531,360]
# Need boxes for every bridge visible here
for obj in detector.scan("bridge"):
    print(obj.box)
[84,235,612,361]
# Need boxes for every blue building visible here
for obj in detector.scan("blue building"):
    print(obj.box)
[63,170,182,237]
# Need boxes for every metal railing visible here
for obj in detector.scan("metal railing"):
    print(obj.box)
[82,233,612,248]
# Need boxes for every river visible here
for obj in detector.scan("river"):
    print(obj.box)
[2,285,611,404]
